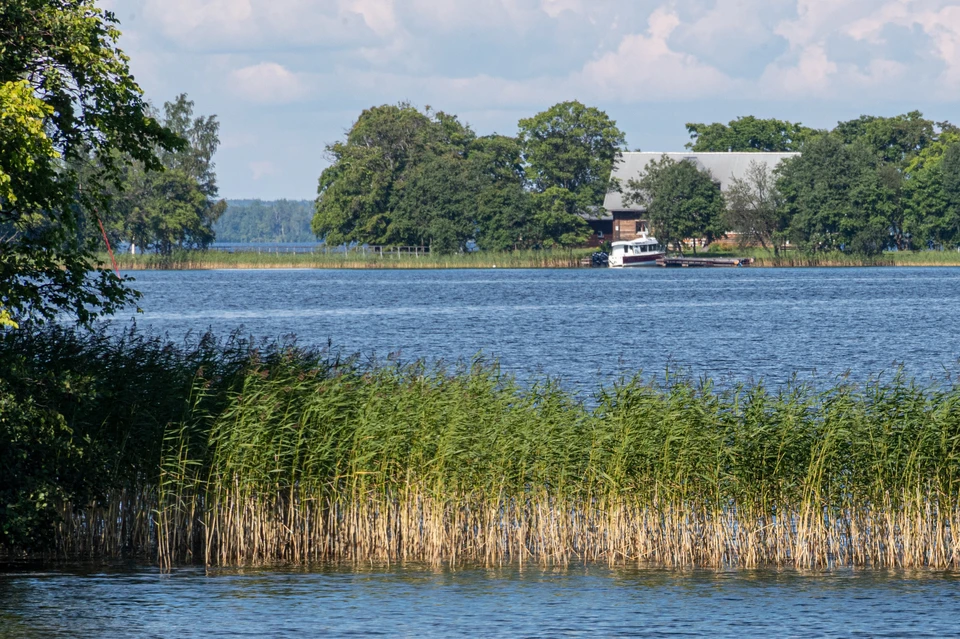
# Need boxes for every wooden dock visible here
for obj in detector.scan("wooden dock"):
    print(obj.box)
[657,256,754,268]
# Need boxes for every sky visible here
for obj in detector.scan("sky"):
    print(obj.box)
[105,0,960,200]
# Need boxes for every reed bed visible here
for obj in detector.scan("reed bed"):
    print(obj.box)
[4,327,960,569]
[730,249,960,267]
[109,248,592,270]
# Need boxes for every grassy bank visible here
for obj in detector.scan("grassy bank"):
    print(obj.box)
[706,247,960,267]
[104,247,960,270]
[109,248,593,270]
[4,326,960,569]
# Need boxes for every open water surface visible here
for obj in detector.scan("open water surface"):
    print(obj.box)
[111,266,960,389]
[2,563,960,638]
[16,266,959,635]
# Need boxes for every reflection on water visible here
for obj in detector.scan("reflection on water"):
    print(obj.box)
[2,563,959,638]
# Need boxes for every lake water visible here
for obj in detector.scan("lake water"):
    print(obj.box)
[2,563,959,638]
[111,266,960,390]
[15,266,959,636]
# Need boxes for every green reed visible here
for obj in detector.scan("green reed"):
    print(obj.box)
[108,248,592,270]
[3,327,960,568]
[721,247,960,267]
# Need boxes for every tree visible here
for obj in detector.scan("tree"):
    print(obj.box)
[902,134,960,249]
[777,135,891,254]
[0,0,176,324]
[518,101,626,247]
[390,151,478,253]
[833,112,935,165]
[109,95,226,254]
[623,156,725,254]
[685,116,817,152]
[724,160,785,253]
[313,103,478,251]
[469,135,534,251]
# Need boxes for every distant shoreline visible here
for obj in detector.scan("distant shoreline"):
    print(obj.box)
[106,249,960,270]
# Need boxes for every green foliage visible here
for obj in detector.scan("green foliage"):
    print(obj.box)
[0,308,16,328]
[898,136,960,250]
[685,116,817,152]
[107,94,226,254]
[213,200,315,243]
[0,0,176,324]
[313,103,478,252]
[314,101,625,253]
[623,156,725,253]
[679,113,960,254]
[777,135,893,254]
[0,324,267,554]
[833,111,936,165]
[518,101,625,247]
[6,326,960,568]
[518,100,626,201]
[110,246,591,270]
[469,135,535,251]
[0,383,83,552]
[391,151,479,253]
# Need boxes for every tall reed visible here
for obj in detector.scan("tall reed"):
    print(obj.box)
[4,327,960,568]
[109,248,592,270]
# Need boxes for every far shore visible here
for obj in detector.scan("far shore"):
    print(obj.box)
[104,248,960,270]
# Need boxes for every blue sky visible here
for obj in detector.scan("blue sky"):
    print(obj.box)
[105,0,960,200]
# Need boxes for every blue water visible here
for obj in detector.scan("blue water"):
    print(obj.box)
[16,266,957,635]
[2,564,959,638]
[111,266,960,389]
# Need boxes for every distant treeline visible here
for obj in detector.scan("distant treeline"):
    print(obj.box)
[213,199,316,243]
[313,101,624,254]
[672,113,960,254]
[314,105,960,256]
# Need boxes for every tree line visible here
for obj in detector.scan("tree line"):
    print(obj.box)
[93,94,227,255]
[625,112,960,255]
[214,199,315,243]
[312,101,625,253]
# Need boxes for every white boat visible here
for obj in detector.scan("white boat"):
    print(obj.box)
[608,234,665,267]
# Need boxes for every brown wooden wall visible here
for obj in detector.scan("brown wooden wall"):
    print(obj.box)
[612,211,649,241]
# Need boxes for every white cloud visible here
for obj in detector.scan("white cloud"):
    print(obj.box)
[344,0,398,36]
[220,131,259,150]
[845,1,960,92]
[576,7,734,100]
[229,62,307,104]
[759,44,838,97]
[540,0,584,19]
[107,0,960,198]
[141,0,380,50]
[249,160,279,180]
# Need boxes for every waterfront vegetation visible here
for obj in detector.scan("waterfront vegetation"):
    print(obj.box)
[103,247,960,270]
[703,247,960,268]
[4,325,960,569]
[108,247,594,270]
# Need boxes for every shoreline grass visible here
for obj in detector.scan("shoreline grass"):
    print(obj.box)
[102,247,960,270]
[108,248,594,270]
[708,247,960,268]
[4,327,960,569]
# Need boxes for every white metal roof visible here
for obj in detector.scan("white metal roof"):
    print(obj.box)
[603,152,800,212]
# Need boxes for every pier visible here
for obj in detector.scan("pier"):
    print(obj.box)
[657,256,754,267]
